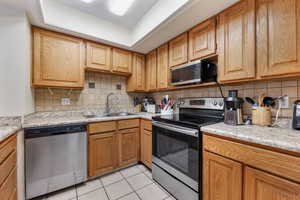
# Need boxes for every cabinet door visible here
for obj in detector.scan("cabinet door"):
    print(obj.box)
[86,42,111,72]
[244,167,300,200]
[33,28,85,88]
[146,50,157,91]
[112,48,132,74]
[119,128,139,166]
[169,33,188,67]
[127,53,146,92]
[157,44,170,89]
[141,129,152,169]
[189,18,216,61]
[203,151,242,200]
[257,0,300,78]
[89,132,117,177]
[218,0,255,82]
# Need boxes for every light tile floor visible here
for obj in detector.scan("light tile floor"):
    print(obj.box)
[37,164,176,200]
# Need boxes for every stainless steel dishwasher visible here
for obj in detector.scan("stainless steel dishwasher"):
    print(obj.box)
[25,123,87,199]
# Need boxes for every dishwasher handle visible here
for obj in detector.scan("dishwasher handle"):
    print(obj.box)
[25,123,87,139]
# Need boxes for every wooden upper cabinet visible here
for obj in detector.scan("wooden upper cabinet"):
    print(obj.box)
[112,48,132,74]
[86,42,111,72]
[203,151,242,200]
[127,53,146,92]
[257,0,300,78]
[118,128,139,167]
[189,18,217,61]
[157,44,170,89]
[32,28,85,88]
[217,0,256,82]
[169,33,188,67]
[146,50,157,91]
[244,167,300,200]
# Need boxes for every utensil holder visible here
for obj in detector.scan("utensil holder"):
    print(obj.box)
[134,105,141,113]
[252,107,272,126]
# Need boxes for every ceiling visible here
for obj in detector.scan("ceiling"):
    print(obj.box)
[0,0,240,53]
[55,0,159,29]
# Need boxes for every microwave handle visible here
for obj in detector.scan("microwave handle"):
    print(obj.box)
[152,121,199,137]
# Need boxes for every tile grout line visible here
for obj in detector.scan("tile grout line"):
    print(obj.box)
[100,177,114,200]
[119,168,143,200]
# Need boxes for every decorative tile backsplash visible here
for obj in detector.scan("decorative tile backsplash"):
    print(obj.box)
[35,71,300,119]
[35,72,145,113]
[151,79,300,118]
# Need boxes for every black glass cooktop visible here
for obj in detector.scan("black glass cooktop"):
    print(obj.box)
[152,111,224,129]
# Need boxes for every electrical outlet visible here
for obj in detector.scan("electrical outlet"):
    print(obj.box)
[116,84,122,90]
[280,96,289,109]
[61,98,71,105]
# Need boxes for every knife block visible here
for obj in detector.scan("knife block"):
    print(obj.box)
[252,107,272,126]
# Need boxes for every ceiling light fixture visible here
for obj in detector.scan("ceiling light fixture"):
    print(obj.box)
[108,0,135,16]
[80,0,95,3]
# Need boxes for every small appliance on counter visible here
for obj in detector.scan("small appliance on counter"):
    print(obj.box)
[293,100,300,130]
[224,90,244,125]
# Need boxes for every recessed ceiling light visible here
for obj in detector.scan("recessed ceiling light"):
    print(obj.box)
[80,0,95,3]
[108,0,135,16]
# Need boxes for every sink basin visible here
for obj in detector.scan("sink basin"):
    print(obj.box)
[105,112,137,117]
[83,112,137,118]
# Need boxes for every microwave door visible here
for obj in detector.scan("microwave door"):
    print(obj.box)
[171,61,202,86]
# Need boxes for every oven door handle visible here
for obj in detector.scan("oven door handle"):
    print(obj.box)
[152,121,199,137]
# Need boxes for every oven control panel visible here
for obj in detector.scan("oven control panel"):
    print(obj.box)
[179,97,224,110]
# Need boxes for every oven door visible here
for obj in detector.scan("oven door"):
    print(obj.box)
[152,121,199,191]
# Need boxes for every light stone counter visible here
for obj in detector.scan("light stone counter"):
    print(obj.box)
[23,111,166,128]
[0,116,21,142]
[0,126,20,142]
[201,122,300,154]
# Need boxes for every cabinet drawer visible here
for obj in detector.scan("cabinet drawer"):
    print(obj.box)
[119,128,139,134]
[0,152,16,186]
[0,135,16,165]
[89,121,116,134]
[203,134,300,183]
[118,119,139,130]
[0,167,16,200]
[142,120,152,131]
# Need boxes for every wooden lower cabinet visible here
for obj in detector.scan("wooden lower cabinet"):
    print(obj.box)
[203,151,242,200]
[141,120,152,169]
[118,128,139,167]
[0,134,17,200]
[244,167,300,200]
[204,133,300,200]
[89,132,117,177]
[88,119,141,177]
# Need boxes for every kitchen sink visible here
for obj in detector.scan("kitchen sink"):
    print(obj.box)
[83,112,137,118]
[105,112,137,117]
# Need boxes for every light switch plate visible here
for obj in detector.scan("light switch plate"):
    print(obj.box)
[61,98,71,105]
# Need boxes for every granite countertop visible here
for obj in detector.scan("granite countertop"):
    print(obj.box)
[23,112,165,128]
[0,126,20,142]
[201,122,300,154]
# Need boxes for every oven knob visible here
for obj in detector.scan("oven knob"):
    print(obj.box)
[213,101,218,106]
[219,101,224,107]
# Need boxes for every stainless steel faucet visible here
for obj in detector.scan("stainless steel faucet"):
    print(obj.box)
[105,92,114,114]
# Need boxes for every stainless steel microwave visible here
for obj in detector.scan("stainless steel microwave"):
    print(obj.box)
[171,60,202,86]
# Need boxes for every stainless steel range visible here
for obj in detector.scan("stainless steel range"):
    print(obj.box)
[152,97,224,200]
